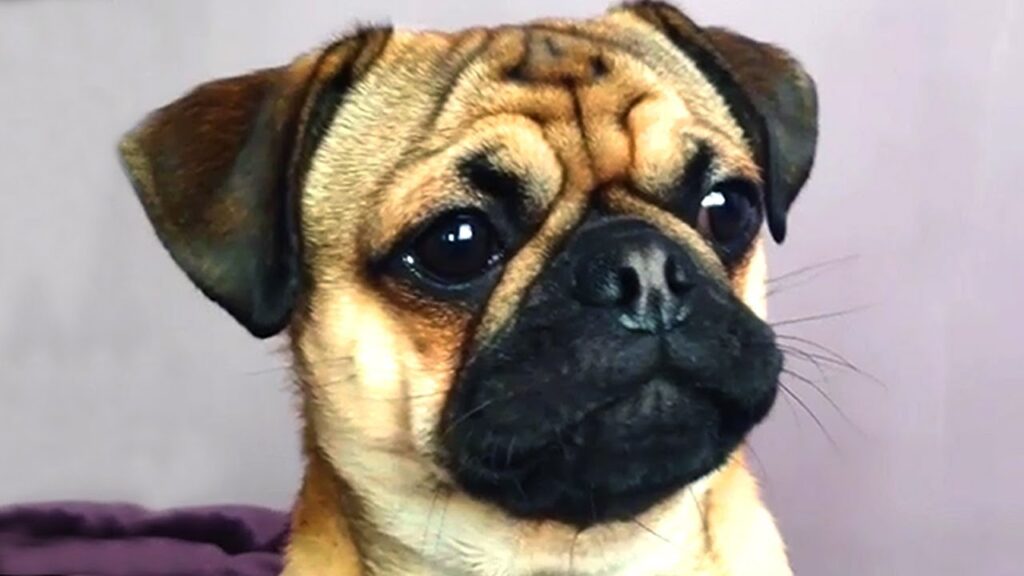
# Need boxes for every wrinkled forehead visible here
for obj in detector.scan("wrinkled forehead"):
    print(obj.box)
[301,9,755,261]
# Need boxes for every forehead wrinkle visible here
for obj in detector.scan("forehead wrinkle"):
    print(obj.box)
[589,11,750,151]
[424,29,528,136]
[421,29,497,132]
[344,31,491,206]
[430,27,636,143]
[527,20,754,171]
[574,77,646,187]
[470,142,562,219]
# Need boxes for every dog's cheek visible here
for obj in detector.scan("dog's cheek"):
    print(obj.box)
[297,285,408,453]
[394,302,475,459]
[298,282,473,457]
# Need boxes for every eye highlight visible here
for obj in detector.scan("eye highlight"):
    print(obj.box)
[400,209,505,286]
[696,180,762,259]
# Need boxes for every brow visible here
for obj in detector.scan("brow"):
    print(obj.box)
[457,151,530,222]
[671,141,714,199]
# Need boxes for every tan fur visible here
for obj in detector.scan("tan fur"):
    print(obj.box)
[120,3,816,575]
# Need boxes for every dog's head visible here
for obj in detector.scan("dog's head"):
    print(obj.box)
[121,0,815,537]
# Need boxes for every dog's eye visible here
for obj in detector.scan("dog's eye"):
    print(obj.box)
[402,210,503,285]
[697,181,761,256]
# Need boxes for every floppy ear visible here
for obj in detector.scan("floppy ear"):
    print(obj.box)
[703,26,818,243]
[624,1,819,242]
[118,29,390,338]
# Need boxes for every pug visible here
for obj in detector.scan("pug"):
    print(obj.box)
[118,1,817,574]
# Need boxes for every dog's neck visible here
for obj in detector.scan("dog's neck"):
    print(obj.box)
[282,446,790,576]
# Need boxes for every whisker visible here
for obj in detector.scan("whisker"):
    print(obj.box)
[771,304,872,328]
[505,436,518,468]
[485,430,500,467]
[569,526,584,573]
[422,486,442,550]
[782,368,864,437]
[778,383,839,451]
[441,392,525,437]
[242,365,294,376]
[777,335,859,367]
[303,385,448,402]
[781,345,846,374]
[779,343,880,412]
[782,347,877,388]
[775,384,803,429]
[244,355,357,376]
[554,428,571,461]
[776,335,886,389]
[633,518,671,544]
[588,488,598,526]
[513,477,529,501]
[779,345,829,385]
[441,398,500,437]
[742,444,772,494]
[768,269,855,298]
[767,254,859,285]
[290,371,451,401]
[433,487,451,554]
[688,486,710,553]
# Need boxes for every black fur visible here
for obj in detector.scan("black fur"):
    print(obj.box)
[440,216,781,526]
[458,152,529,224]
[662,141,714,218]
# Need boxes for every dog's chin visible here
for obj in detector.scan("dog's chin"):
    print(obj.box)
[443,371,767,528]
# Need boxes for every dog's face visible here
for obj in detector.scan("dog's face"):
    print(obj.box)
[120,0,816,559]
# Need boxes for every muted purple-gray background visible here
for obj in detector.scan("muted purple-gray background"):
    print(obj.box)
[1,1,1021,574]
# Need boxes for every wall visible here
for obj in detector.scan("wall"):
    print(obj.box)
[1,1,1021,574]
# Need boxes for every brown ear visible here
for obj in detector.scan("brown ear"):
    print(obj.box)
[625,1,819,242]
[118,29,391,338]
[703,26,818,243]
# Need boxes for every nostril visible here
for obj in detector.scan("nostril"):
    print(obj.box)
[574,257,634,307]
[575,266,639,307]
[665,255,695,296]
[616,267,641,307]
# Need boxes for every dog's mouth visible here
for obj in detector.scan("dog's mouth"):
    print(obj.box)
[441,359,775,527]
[481,376,714,470]
[458,377,685,475]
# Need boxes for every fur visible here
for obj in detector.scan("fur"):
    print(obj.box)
[118,3,818,575]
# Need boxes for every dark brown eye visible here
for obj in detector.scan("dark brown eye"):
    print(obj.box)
[697,183,761,255]
[403,210,503,285]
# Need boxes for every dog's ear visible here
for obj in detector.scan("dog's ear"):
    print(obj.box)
[624,2,819,242]
[118,29,390,338]
[703,26,818,243]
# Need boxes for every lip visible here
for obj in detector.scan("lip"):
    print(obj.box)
[460,375,690,478]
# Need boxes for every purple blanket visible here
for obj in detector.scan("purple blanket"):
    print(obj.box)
[0,502,289,576]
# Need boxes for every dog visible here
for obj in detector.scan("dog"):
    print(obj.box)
[118,2,817,574]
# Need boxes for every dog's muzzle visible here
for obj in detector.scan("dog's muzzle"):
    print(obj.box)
[441,217,782,526]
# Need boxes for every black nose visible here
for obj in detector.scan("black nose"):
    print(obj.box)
[572,222,698,333]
